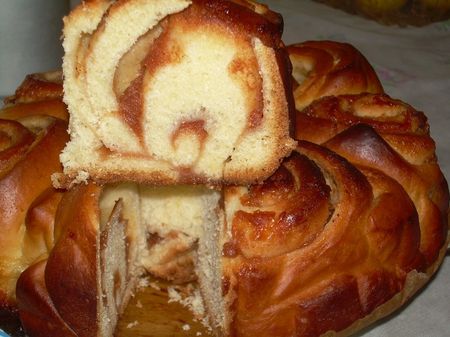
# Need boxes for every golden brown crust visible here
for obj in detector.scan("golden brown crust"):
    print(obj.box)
[16,260,77,337]
[288,41,384,111]
[317,269,429,337]
[0,73,69,310]
[1,71,67,122]
[325,125,448,266]
[15,184,103,337]
[0,100,68,122]
[220,53,448,334]
[296,94,429,143]
[296,93,449,266]
[44,183,101,337]
[222,139,431,336]
[3,71,63,105]
[0,119,35,173]
[191,0,283,47]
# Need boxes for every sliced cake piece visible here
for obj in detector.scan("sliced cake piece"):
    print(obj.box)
[60,0,296,186]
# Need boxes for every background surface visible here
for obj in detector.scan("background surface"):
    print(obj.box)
[0,0,70,96]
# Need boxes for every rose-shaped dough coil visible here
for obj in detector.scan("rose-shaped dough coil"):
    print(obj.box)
[1,72,67,122]
[0,73,68,312]
[287,41,384,111]
[221,140,432,337]
[296,93,449,266]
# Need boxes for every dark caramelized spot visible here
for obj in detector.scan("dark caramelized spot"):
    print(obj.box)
[118,74,145,145]
[223,241,240,257]
[147,232,163,248]
[113,270,122,309]
[191,0,283,47]
[171,120,209,150]
[240,165,296,207]
[222,276,231,296]
[68,231,76,240]
[144,19,183,79]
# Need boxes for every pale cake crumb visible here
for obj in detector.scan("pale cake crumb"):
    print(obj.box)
[182,324,191,331]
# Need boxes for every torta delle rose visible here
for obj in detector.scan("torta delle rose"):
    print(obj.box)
[0,1,448,337]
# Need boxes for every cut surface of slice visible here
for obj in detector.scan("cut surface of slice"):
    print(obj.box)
[60,0,296,187]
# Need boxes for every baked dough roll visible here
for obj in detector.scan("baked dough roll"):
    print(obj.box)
[1,71,68,122]
[16,260,77,337]
[60,0,296,186]
[220,141,445,337]
[0,73,68,311]
[288,41,384,111]
[296,93,449,266]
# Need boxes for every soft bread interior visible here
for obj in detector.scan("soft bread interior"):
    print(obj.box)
[97,183,141,337]
[195,193,226,330]
[139,186,215,283]
[61,0,295,185]
[98,200,127,337]
[138,185,225,329]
